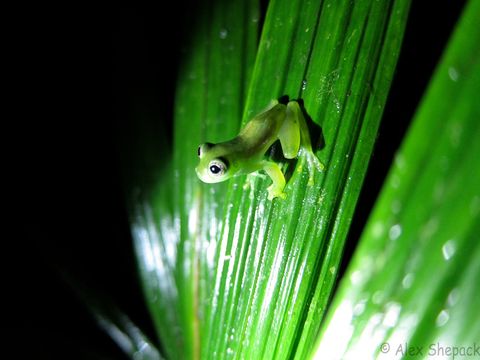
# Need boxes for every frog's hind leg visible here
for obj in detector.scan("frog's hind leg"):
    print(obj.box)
[278,101,301,159]
[286,101,325,185]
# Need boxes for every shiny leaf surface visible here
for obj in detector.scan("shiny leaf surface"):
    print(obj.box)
[125,0,411,358]
[313,1,480,358]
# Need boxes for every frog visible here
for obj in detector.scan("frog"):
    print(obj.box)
[195,99,324,200]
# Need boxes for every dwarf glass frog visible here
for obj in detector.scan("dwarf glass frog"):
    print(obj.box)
[196,100,324,200]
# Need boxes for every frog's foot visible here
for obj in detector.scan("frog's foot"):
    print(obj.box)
[267,184,287,201]
[300,148,325,186]
[261,160,287,200]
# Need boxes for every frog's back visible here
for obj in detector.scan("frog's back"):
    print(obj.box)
[237,103,287,156]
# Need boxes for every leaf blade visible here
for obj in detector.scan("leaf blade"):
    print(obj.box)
[128,1,259,359]
[313,1,480,357]
[207,0,411,358]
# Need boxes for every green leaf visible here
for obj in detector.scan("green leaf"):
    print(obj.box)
[125,0,411,359]
[313,1,480,357]
[129,1,259,359]
[205,1,410,359]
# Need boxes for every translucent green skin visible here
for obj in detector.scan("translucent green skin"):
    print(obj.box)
[196,100,324,200]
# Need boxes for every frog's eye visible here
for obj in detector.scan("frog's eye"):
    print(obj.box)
[198,142,214,158]
[208,158,228,176]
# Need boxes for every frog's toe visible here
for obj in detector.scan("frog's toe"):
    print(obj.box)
[308,153,324,172]
[301,150,325,186]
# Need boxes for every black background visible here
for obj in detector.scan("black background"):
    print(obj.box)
[11,1,466,358]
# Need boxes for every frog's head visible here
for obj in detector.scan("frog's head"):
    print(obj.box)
[196,142,235,183]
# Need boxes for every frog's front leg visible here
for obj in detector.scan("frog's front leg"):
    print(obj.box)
[261,160,287,200]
